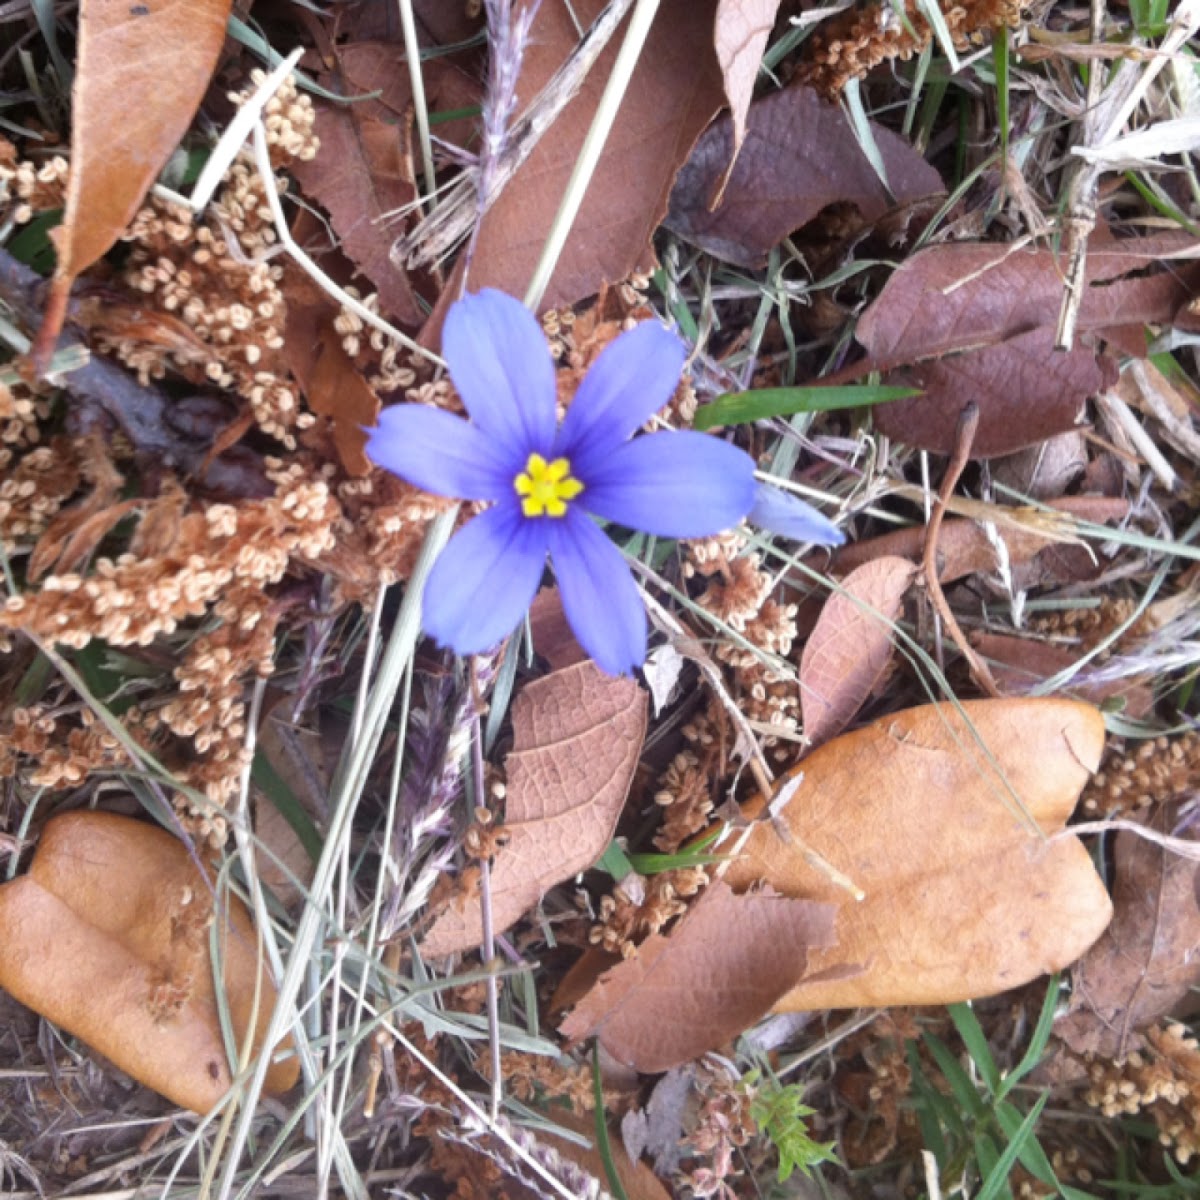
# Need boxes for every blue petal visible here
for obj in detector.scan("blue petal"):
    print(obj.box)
[749,484,845,546]
[442,290,556,458]
[554,321,686,461]
[548,509,646,676]
[424,502,548,655]
[575,432,757,539]
[366,406,519,500]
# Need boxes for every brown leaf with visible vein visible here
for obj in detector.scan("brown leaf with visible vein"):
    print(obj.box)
[726,698,1113,1009]
[800,556,916,748]
[559,881,836,1072]
[422,661,648,956]
[34,0,232,361]
[465,0,725,310]
[290,106,421,325]
[713,0,782,177]
[857,236,1200,456]
[665,86,944,267]
[1055,807,1200,1060]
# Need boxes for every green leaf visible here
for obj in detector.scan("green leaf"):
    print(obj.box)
[694,384,920,431]
[949,1002,1000,1096]
[593,1044,630,1200]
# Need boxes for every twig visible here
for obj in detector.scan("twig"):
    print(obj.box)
[397,0,437,206]
[922,402,1001,698]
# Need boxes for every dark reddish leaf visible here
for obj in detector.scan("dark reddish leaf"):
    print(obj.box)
[665,86,944,267]
[856,235,1200,363]
[35,0,232,361]
[874,326,1118,457]
[560,881,836,1071]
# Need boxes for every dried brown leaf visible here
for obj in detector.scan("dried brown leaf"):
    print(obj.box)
[422,662,648,956]
[291,106,422,325]
[665,86,943,267]
[284,280,379,475]
[725,698,1113,1009]
[857,236,1200,363]
[465,0,725,309]
[857,237,1200,456]
[560,881,836,1072]
[800,556,916,747]
[0,811,297,1113]
[528,587,589,671]
[1055,807,1200,1059]
[36,0,232,358]
[878,327,1117,457]
[713,0,782,176]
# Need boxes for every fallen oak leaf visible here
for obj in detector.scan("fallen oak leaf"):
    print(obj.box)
[725,698,1113,1009]
[1055,804,1200,1060]
[421,660,648,956]
[0,811,297,1113]
[800,556,917,748]
[34,0,233,365]
[560,880,837,1073]
[665,86,943,268]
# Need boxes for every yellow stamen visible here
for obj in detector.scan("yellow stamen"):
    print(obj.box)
[514,452,584,518]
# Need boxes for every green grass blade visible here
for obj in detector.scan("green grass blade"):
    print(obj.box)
[694,384,919,430]
[998,974,1060,1100]
[593,1044,630,1200]
[948,1002,1000,1096]
[923,1033,988,1121]
[976,1092,1048,1200]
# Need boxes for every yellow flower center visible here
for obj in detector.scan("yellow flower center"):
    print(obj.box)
[514,453,584,518]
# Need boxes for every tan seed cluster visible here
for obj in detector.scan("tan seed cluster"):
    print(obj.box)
[798,0,1024,97]
[0,153,69,224]
[0,439,82,554]
[1080,731,1200,816]
[1085,1023,1200,1163]
[588,867,708,958]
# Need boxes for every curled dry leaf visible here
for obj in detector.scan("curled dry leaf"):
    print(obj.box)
[800,556,917,748]
[422,661,648,957]
[713,0,783,182]
[36,0,233,359]
[462,0,725,309]
[0,811,298,1113]
[560,880,837,1072]
[1055,805,1200,1060]
[857,235,1200,457]
[665,86,944,267]
[725,698,1112,1008]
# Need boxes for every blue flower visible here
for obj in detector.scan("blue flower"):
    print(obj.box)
[749,483,845,547]
[366,289,760,675]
